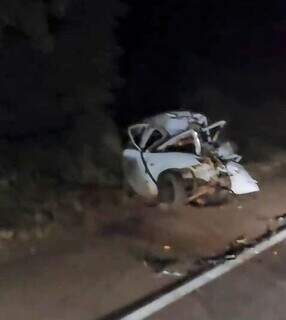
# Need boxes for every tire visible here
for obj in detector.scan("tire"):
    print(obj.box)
[157,171,187,207]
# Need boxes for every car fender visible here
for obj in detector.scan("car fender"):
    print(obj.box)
[144,152,200,181]
[123,149,158,198]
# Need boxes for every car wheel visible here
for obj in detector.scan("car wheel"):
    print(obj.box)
[157,171,187,207]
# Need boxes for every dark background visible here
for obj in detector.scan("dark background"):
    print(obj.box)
[0,0,285,188]
[114,0,286,125]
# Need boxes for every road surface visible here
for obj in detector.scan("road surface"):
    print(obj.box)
[148,240,286,320]
[0,158,285,320]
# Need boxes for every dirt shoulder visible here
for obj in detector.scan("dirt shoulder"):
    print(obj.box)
[0,155,286,319]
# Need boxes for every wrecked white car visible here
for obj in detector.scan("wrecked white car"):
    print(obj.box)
[123,110,259,206]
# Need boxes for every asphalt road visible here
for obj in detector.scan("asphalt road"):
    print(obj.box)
[148,241,286,320]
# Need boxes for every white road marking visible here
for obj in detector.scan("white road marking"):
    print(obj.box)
[121,228,286,320]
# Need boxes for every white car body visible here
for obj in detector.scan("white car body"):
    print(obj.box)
[123,110,259,201]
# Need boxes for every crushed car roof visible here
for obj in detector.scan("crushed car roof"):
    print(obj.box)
[143,110,208,136]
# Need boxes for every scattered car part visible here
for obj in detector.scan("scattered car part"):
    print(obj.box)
[161,270,185,278]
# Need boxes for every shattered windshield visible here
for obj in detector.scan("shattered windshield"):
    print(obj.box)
[161,135,197,154]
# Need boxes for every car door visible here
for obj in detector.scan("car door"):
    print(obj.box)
[123,125,158,198]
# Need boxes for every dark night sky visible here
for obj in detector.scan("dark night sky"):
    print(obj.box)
[0,0,284,185]
[0,0,286,135]
[114,0,286,124]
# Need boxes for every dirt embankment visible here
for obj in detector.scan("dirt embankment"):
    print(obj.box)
[0,150,285,319]
[1,150,286,264]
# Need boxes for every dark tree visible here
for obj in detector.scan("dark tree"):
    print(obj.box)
[0,0,126,185]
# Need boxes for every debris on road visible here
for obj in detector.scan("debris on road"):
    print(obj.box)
[235,236,248,244]
[276,214,286,227]
[235,236,249,245]
[277,217,286,224]
[225,254,237,260]
[198,217,286,270]
[161,270,185,278]
[0,229,15,240]
[143,254,178,274]
[143,212,286,282]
